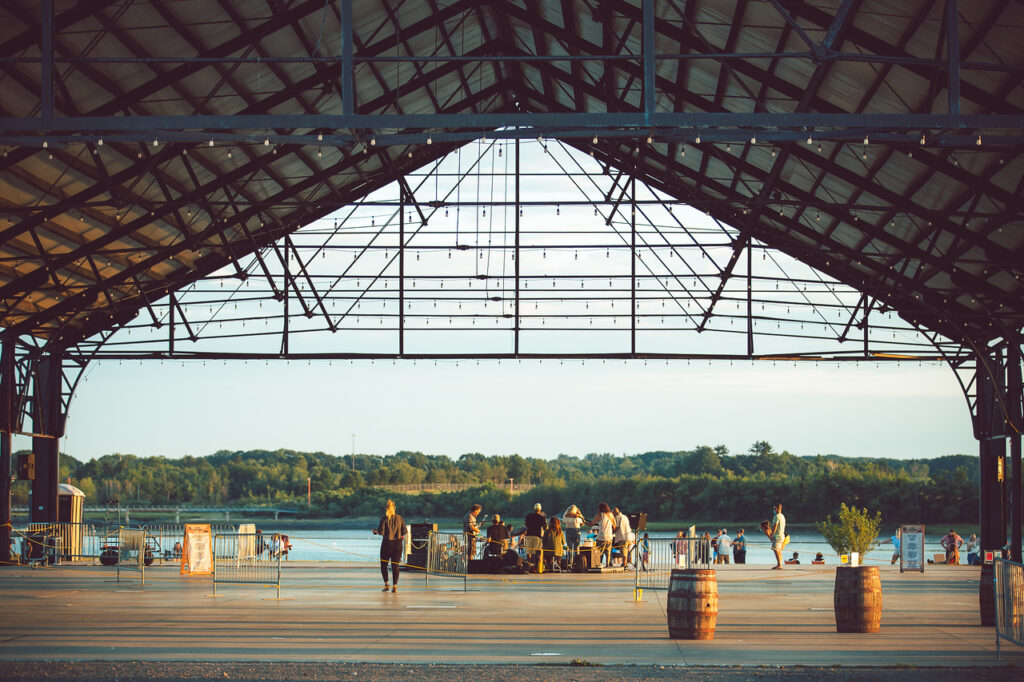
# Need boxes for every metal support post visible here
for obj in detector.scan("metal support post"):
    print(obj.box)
[1009,339,1022,563]
[0,340,14,565]
[642,0,655,119]
[31,353,64,524]
[514,135,521,356]
[399,186,405,356]
[340,0,354,116]
[40,0,54,119]
[630,175,636,355]
[977,349,1007,554]
[746,241,754,357]
[946,0,960,116]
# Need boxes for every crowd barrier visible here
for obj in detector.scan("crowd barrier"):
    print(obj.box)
[11,522,237,565]
[424,531,468,590]
[995,557,1024,659]
[634,536,712,592]
[213,532,282,598]
[116,528,147,585]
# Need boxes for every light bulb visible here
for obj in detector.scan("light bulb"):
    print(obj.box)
[208,139,214,147]
[98,138,103,146]
[370,137,376,146]
[646,135,652,144]
[920,133,926,145]
[807,135,813,144]
[264,137,269,146]
[863,136,869,145]
[976,134,982,146]
[317,133,323,142]
[750,135,756,144]
[427,136,432,145]
[695,134,701,143]
[592,135,598,144]
[152,139,158,147]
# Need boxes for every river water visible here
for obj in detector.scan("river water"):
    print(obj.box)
[276,528,964,566]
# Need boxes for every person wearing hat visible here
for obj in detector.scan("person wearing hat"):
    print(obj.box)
[562,504,587,566]
[524,503,547,569]
[485,514,509,556]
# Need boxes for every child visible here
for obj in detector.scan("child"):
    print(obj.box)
[640,533,650,571]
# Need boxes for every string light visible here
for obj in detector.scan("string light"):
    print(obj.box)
[976,134,982,146]
[695,133,701,143]
[264,137,270,146]
[750,135,756,144]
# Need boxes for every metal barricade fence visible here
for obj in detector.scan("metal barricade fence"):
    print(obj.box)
[995,557,1024,659]
[634,536,712,592]
[116,528,146,584]
[25,522,102,563]
[213,532,282,598]
[144,523,235,563]
[425,531,468,590]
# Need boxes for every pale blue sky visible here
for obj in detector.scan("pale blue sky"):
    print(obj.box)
[40,356,977,463]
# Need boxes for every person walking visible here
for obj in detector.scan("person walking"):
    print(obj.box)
[882,527,901,565]
[372,499,406,593]
[732,529,746,564]
[768,503,786,569]
[463,503,482,560]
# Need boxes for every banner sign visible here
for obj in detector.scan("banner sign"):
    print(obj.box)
[181,523,213,575]
[900,524,925,573]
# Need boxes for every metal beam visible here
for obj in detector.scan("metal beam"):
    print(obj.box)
[7,112,1023,137]
[946,0,961,115]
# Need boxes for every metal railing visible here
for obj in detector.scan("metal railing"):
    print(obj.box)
[116,528,147,584]
[995,557,1024,659]
[145,523,235,562]
[25,522,99,563]
[634,537,712,592]
[213,532,282,598]
[425,531,468,590]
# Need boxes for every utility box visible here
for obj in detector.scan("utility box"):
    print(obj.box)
[16,452,34,480]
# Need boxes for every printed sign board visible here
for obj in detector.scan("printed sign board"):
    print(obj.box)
[900,524,925,573]
[181,523,213,575]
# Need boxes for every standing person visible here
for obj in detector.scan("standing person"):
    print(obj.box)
[640,533,650,571]
[882,527,901,565]
[768,503,786,569]
[562,505,586,566]
[593,502,615,567]
[463,504,482,560]
[485,514,509,556]
[966,533,979,565]
[524,503,547,568]
[716,529,732,565]
[542,517,565,571]
[732,529,746,564]
[941,528,963,564]
[672,530,688,567]
[372,499,406,593]
[612,508,632,567]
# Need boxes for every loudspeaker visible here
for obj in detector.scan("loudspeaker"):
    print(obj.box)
[467,558,488,574]
[628,512,647,531]
[16,453,35,480]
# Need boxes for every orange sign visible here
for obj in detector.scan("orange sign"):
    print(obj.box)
[181,523,213,575]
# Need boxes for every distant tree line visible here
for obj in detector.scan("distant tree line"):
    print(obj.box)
[10,442,980,524]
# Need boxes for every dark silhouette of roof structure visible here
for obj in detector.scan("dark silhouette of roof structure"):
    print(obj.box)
[0,0,1021,352]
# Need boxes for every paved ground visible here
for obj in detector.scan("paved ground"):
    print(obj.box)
[0,561,1021,676]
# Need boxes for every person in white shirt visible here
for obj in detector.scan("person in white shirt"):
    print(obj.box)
[612,508,632,567]
[716,529,732,564]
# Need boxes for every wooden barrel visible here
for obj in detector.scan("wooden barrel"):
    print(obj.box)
[666,569,718,640]
[980,562,995,626]
[833,565,882,633]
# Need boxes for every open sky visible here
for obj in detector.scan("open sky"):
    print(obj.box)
[29,355,977,463]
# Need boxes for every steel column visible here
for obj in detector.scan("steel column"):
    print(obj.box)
[40,0,54,119]
[399,186,405,356]
[30,353,63,524]
[1009,339,1022,562]
[514,135,520,356]
[977,348,1007,554]
[630,175,637,355]
[0,340,14,564]
[946,0,960,116]
[642,0,655,118]
[340,0,354,116]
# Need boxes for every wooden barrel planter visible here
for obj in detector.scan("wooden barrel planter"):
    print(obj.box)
[667,569,718,640]
[833,565,882,633]
[979,562,995,626]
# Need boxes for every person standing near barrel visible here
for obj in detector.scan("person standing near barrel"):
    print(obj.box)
[768,503,786,569]
[372,499,406,593]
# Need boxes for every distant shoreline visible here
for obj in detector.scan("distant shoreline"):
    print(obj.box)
[12,513,976,535]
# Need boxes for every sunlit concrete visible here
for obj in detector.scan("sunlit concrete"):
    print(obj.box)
[0,562,1019,667]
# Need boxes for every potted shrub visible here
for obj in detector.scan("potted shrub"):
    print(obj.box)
[817,503,883,633]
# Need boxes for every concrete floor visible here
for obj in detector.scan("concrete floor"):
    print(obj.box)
[0,561,1020,667]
